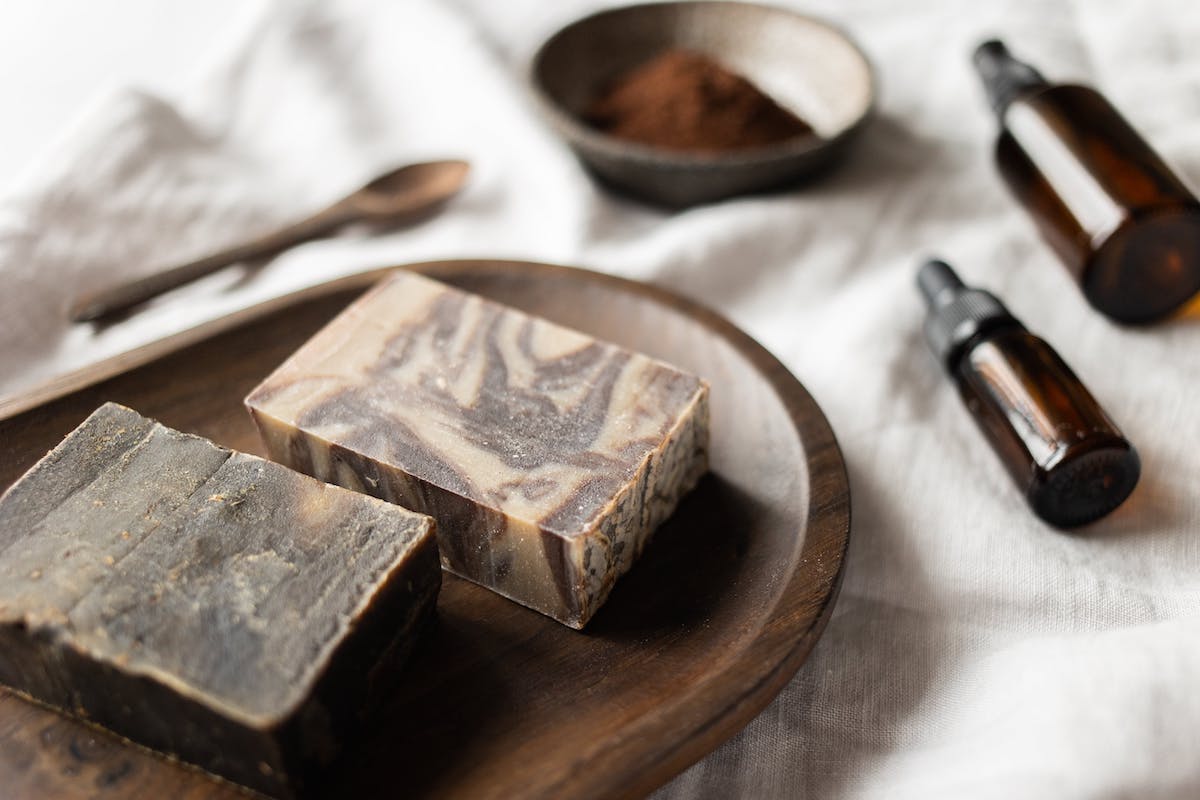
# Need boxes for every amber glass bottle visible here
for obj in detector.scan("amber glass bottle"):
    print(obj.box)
[917,259,1140,527]
[974,39,1200,323]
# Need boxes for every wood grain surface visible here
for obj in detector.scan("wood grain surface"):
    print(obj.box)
[0,260,851,800]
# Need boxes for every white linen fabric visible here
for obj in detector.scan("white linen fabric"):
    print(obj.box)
[3,1,1199,798]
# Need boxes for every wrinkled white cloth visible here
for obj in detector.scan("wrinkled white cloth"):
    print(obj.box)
[3,1,1200,798]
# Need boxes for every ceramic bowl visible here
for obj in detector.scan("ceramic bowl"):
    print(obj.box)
[530,1,877,207]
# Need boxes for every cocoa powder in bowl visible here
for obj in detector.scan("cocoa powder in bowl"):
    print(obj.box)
[583,49,815,154]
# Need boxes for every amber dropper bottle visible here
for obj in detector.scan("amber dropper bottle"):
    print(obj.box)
[918,258,1140,527]
[973,39,1200,323]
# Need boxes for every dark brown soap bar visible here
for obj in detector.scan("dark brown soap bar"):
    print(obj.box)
[0,403,439,798]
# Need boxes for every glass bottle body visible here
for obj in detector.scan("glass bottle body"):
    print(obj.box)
[955,327,1140,527]
[996,85,1200,323]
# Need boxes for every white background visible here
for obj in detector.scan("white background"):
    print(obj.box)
[0,0,241,188]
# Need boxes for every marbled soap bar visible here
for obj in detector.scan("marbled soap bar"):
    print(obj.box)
[0,403,439,798]
[245,271,709,629]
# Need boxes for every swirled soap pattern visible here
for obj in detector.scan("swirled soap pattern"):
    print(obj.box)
[245,271,710,628]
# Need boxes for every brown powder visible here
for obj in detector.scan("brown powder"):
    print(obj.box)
[583,49,814,154]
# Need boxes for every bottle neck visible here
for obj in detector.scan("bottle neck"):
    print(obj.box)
[918,259,1024,371]
[973,40,1050,119]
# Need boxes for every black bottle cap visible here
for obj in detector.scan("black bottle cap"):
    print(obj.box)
[917,258,1021,369]
[972,39,1049,117]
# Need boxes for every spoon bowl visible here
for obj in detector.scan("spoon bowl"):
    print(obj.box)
[351,160,471,218]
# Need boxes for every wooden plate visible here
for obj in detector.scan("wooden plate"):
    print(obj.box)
[0,260,850,799]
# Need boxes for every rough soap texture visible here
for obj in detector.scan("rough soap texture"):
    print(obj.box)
[245,271,709,629]
[0,403,440,798]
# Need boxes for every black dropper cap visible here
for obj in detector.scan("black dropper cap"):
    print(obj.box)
[917,259,1022,370]
[972,39,1049,118]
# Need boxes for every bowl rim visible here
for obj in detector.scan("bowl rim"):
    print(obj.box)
[528,0,879,169]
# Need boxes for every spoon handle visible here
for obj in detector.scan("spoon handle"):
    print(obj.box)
[69,202,359,323]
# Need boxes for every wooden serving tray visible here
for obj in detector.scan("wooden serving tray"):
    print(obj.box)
[0,260,850,799]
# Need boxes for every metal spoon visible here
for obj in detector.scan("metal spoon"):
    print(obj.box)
[69,159,471,322]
